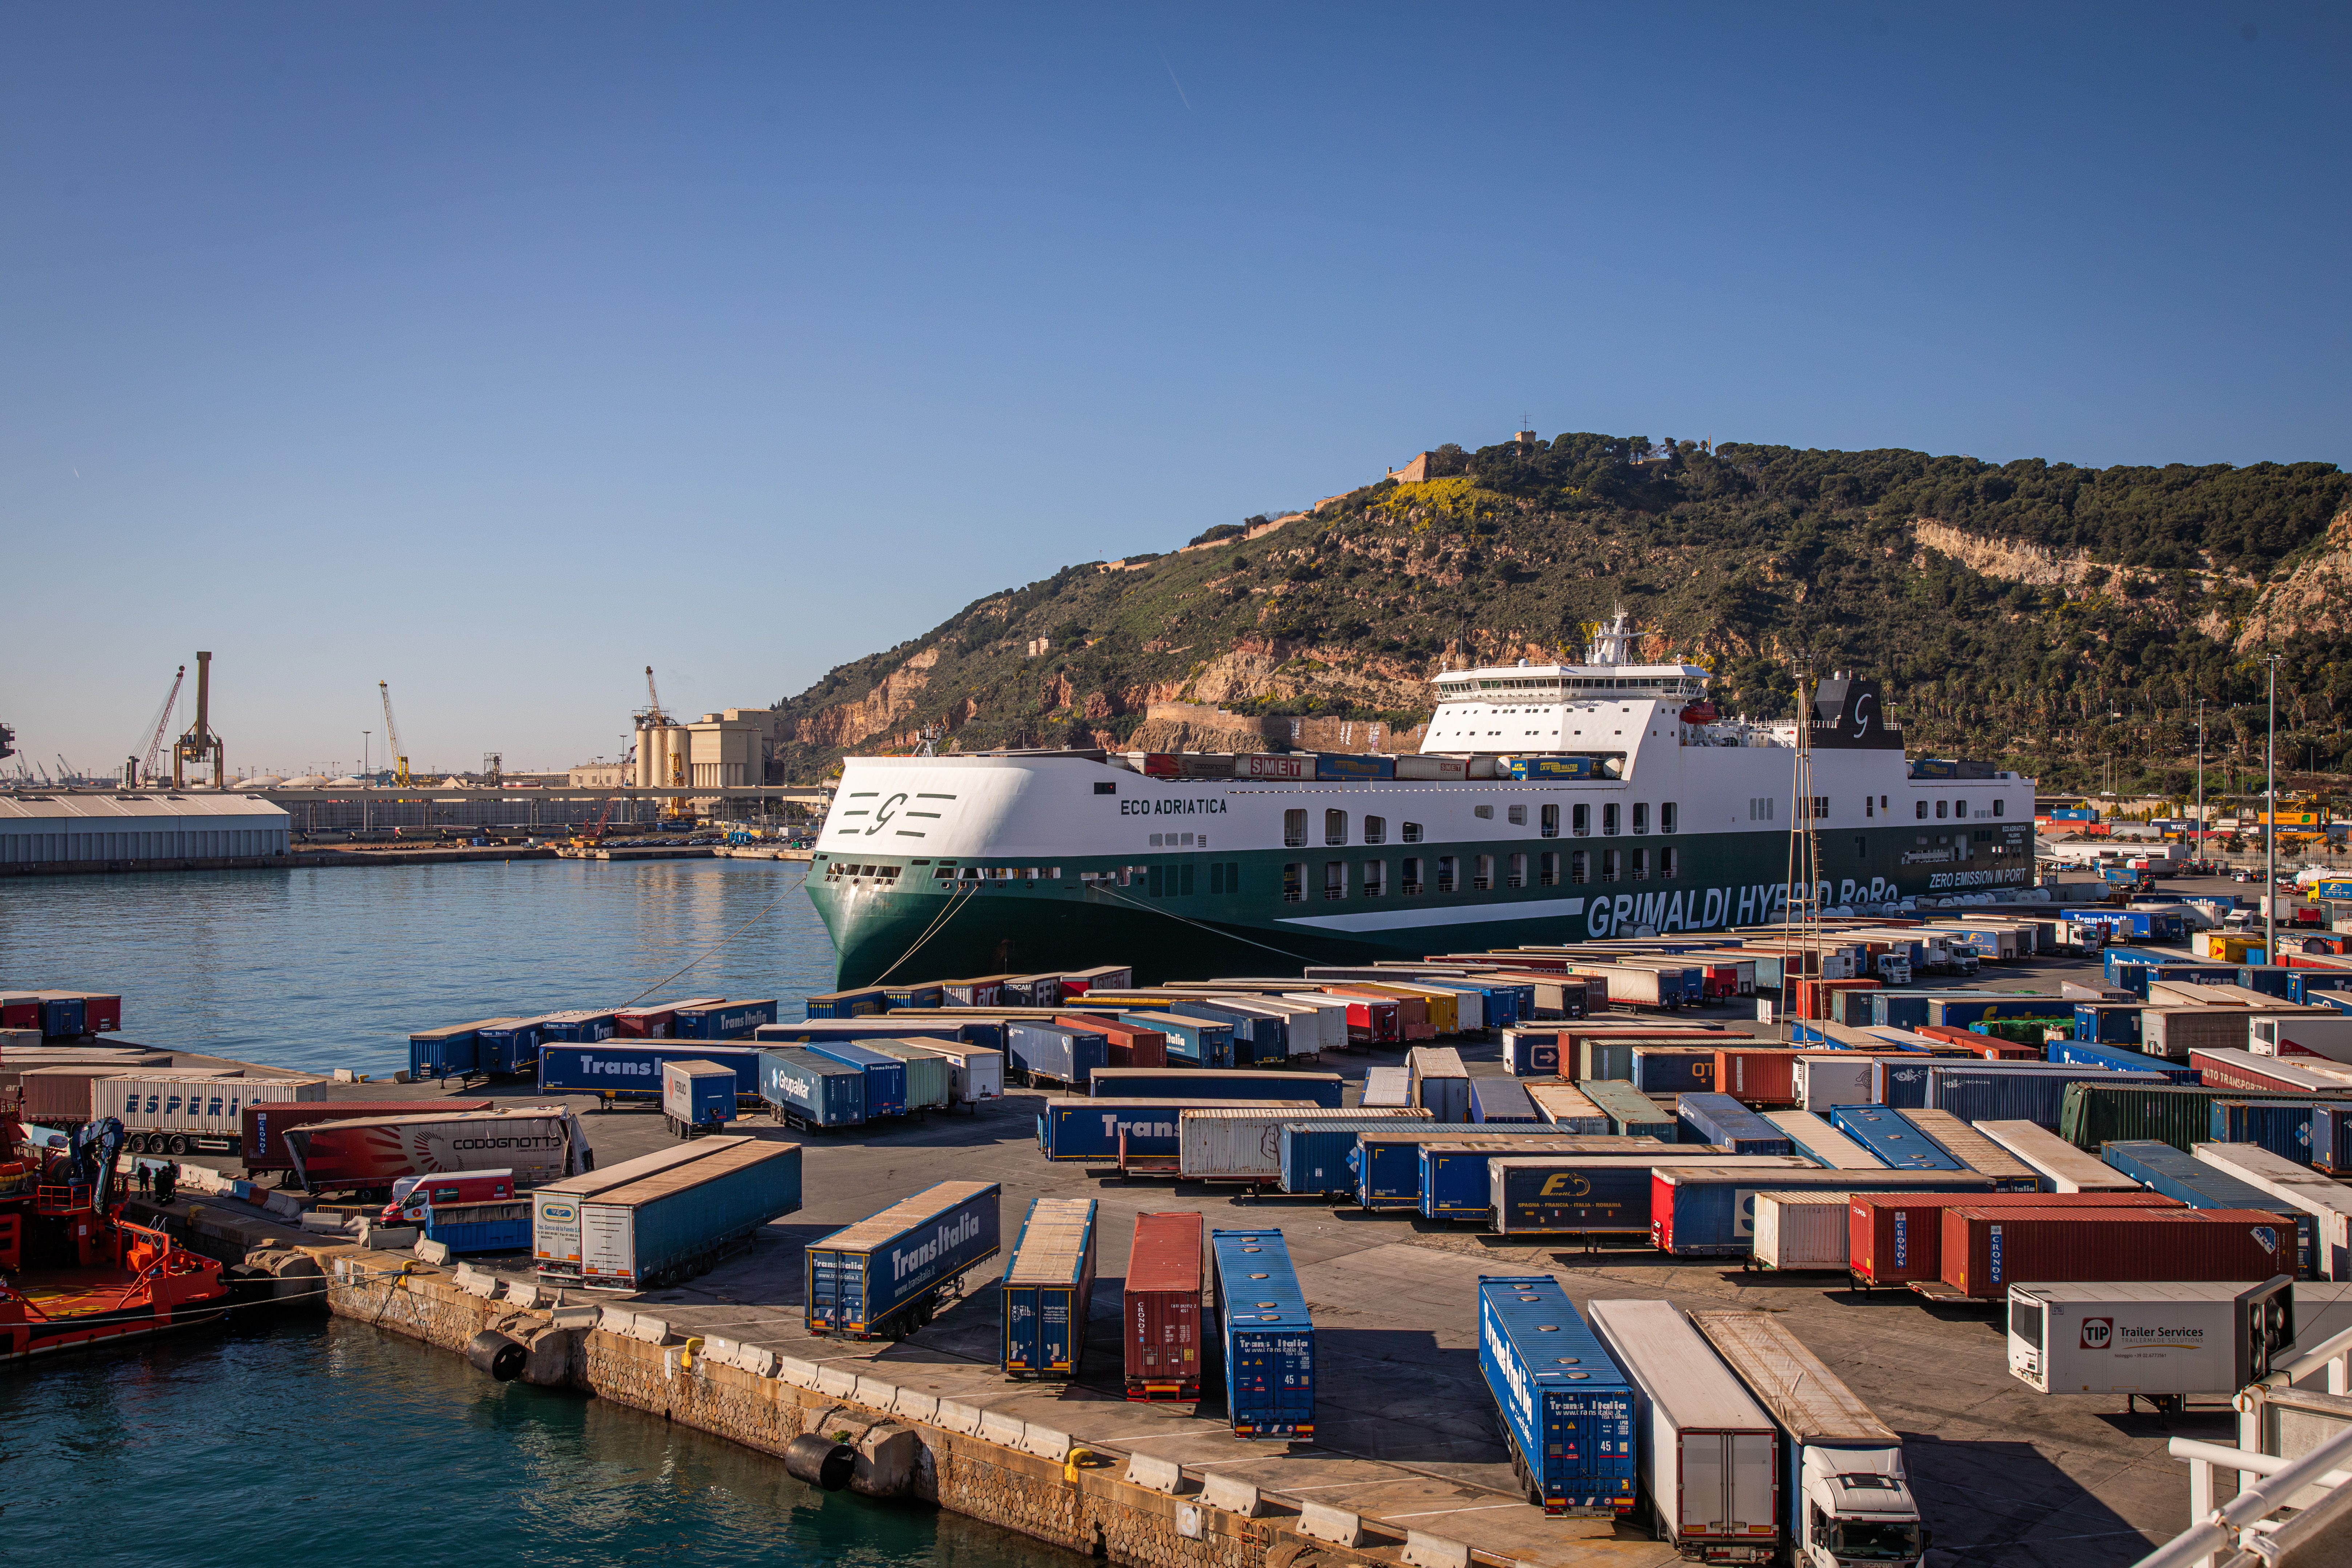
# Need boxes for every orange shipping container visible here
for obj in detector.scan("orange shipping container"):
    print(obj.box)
[1712,1048,1798,1107]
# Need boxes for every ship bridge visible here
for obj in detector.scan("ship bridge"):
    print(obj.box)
[1420,612,1751,756]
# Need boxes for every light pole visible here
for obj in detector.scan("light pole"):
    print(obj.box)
[362,731,371,777]
[2196,700,2204,869]
[2267,655,2278,961]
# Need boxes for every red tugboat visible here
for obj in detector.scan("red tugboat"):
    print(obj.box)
[0,1103,230,1364]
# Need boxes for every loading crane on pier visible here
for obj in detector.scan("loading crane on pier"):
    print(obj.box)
[135,666,185,786]
[378,681,410,786]
[171,651,225,788]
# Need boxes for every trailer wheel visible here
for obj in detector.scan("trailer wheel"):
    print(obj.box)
[167,1134,190,1156]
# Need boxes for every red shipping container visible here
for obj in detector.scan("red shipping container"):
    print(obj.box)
[1940,1206,2296,1299]
[18,1064,144,1123]
[1849,1192,2181,1286]
[614,1006,676,1038]
[1319,988,1409,1044]
[1713,1048,1797,1106]
[1057,1014,1167,1070]
[1125,1210,1205,1401]
[242,1099,495,1172]
[2188,1050,2349,1096]
[64,993,124,1033]
[0,994,40,1031]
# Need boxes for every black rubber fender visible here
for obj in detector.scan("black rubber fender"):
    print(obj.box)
[466,1329,527,1382]
[784,1434,858,1491]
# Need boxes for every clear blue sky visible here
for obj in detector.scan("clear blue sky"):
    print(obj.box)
[5,3,2345,777]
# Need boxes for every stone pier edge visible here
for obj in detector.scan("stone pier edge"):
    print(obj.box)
[302,1246,1492,1568]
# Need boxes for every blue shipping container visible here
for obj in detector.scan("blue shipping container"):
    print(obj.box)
[1418,1142,1595,1219]
[2046,1038,2198,1082]
[759,1048,867,1129]
[804,989,889,1020]
[2099,1140,2314,1276]
[1504,1030,1562,1077]
[1210,1229,1316,1439]
[2313,1105,2352,1175]
[1470,1077,1540,1125]
[1925,1065,2167,1130]
[1677,1094,1793,1155]
[2072,1004,2143,1045]
[1086,1069,1343,1105]
[1631,1048,1718,1095]
[1277,1120,1431,1196]
[1487,1158,1660,1233]
[1316,753,1396,780]
[538,1012,619,1044]
[1000,1197,1098,1379]
[804,1040,911,1117]
[475,1017,544,1075]
[807,1179,1000,1336]
[420,1200,533,1255]
[1353,1130,1454,1209]
[1827,1105,1962,1170]
[1476,1277,1636,1516]
[39,996,85,1038]
[1006,1022,1108,1089]
[1875,1058,1938,1109]
[2237,966,2295,999]
[676,999,780,1040]
[1038,1098,1311,1162]
[1654,1170,1994,1256]
[1167,1002,1281,1066]
[541,1042,764,1099]
[2291,972,2352,1005]
[756,1019,978,1047]
[2210,1099,2324,1165]
[409,1024,481,1082]
[1128,1013,1233,1070]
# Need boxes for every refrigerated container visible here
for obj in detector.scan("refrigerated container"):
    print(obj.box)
[1677,1094,1794,1155]
[1001,1197,1099,1379]
[532,1139,743,1275]
[757,1048,867,1130]
[1210,1229,1315,1439]
[2007,1279,2296,1400]
[1125,1211,1205,1401]
[1082,1067,1342,1104]
[1408,1046,1469,1122]
[1586,1298,1779,1561]
[807,1180,1002,1338]
[1939,1205,2296,1299]
[2253,1012,2352,1064]
[1578,1079,1677,1140]
[1477,1276,1635,1516]
[1792,1053,1877,1112]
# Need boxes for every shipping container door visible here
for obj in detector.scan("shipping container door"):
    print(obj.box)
[581,1205,636,1279]
[535,1196,582,1265]
[1040,1287,1073,1370]
[1729,1432,1776,1538]
[1005,1287,1039,1370]
[1681,1434,1726,1536]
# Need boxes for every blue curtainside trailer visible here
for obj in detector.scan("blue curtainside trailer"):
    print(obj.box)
[1210,1229,1316,1439]
[758,1048,867,1129]
[410,1022,485,1083]
[803,1039,911,1117]
[807,1180,1002,1337]
[1477,1276,1637,1516]
[674,998,779,1040]
[1826,1105,1963,1171]
[1085,1068,1344,1105]
[1677,1094,1794,1155]
[540,1042,763,1100]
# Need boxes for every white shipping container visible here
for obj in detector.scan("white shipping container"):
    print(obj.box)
[1587,1299,1781,1557]
[902,1041,1004,1103]
[92,1073,326,1153]
[1407,1046,1469,1122]
[2252,1012,2352,1064]
[1973,1120,2140,1192]
[1792,1054,1878,1111]
[1361,1066,1411,1108]
[1278,994,1351,1056]
[2141,1006,2259,1060]
[1178,1105,1429,1181]
[1752,1191,1853,1270]
[2007,1281,2294,1398]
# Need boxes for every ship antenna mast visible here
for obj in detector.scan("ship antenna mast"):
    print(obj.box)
[1781,665,1825,1037]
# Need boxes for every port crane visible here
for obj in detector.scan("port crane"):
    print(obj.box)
[135,666,185,786]
[170,651,225,788]
[639,666,693,829]
[377,681,410,786]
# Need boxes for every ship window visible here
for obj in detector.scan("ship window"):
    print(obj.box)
[1507,804,1525,825]
[1570,849,1588,884]
[1364,815,1387,844]
[1601,848,1620,882]
[1436,855,1458,893]
[1284,809,1308,846]
[1935,801,1948,819]
[1866,797,1874,818]
[1474,804,1493,820]
[1402,856,1424,894]
[1881,795,1889,808]
[1572,803,1589,837]
[1602,803,1619,836]
[1917,801,1929,820]
[1474,854,1494,890]
[1402,821,1423,843]
[1660,803,1677,834]
[1540,851,1559,886]
[1282,863,1304,902]
[1660,846,1678,880]
[1632,848,1648,881]
[1508,852,1527,888]
[1540,803,1559,838]
[1363,860,1386,897]
[1632,803,1648,835]
[1993,799,2005,817]
[1324,861,1347,901]
[1210,862,1225,895]
[1325,809,1348,846]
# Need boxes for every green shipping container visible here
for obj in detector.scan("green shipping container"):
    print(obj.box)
[1971,1017,2072,1046]
[2058,1081,2346,1154]
[857,1040,954,1112]
[1575,1079,1678,1140]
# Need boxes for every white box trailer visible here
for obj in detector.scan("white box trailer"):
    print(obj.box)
[1752,1191,1853,1271]
[1361,1066,1411,1108]
[1791,1054,1878,1112]
[1589,1299,1780,1565]
[2252,1012,2352,1064]
[900,1040,1003,1104]
[1973,1120,2142,1193]
[1277,994,1353,1056]
[532,1138,744,1273]
[91,1073,328,1156]
[2194,1142,2352,1282]
[2006,1279,2295,1407]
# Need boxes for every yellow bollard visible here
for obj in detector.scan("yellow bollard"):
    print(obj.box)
[1064,1446,1097,1484]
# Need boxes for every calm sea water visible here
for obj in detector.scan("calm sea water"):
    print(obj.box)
[0,857,837,1076]
[0,861,1054,1568]
[2,1315,1044,1568]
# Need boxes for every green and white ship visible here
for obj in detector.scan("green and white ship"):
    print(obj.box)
[806,616,2034,986]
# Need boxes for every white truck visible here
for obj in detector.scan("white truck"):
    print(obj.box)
[1692,1311,1928,1568]
[1590,1299,1779,1564]
[2006,1278,2295,1412]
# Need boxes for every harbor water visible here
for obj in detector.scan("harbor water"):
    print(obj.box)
[0,858,834,1076]
[1,1314,1041,1568]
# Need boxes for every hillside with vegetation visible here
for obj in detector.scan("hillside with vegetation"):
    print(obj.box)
[767,433,2352,798]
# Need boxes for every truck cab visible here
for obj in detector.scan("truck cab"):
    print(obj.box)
[380,1169,516,1226]
[1802,1453,1926,1566]
[1874,953,1912,986]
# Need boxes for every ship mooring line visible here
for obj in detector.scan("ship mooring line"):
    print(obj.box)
[1088,884,1324,967]
[866,877,983,987]
[620,867,807,1008]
